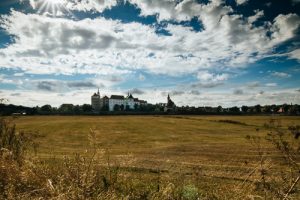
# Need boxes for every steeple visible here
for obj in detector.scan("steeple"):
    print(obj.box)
[167,94,170,101]
[97,88,100,96]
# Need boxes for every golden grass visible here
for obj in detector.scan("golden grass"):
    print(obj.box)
[1,115,298,199]
[12,115,299,178]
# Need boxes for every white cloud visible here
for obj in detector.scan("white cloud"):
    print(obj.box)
[26,0,117,13]
[233,89,244,95]
[138,74,146,81]
[288,49,300,62]
[270,14,300,44]
[248,10,264,24]
[0,1,299,79]
[271,71,291,78]
[266,83,277,87]
[65,0,117,13]
[128,0,181,22]
[236,0,248,5]
[197,71,229,83]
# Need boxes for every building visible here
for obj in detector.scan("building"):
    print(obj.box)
[91,90,148,111]
[91,89,101,111]
[164,94,176,112]
[109,95,125,111]
[100,95,109,111]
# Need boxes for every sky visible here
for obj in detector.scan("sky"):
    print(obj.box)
[0,0,300,107]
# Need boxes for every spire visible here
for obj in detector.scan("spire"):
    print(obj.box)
[97,88,100,96]
[167,93,170,101]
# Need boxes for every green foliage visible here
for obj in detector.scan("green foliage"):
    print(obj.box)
[181,185,199,200]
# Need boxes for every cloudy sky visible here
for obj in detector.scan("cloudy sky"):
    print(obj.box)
[0,0,300,107]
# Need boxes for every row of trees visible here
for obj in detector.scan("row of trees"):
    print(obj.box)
[176,104,300,115]
[0,103,93,115]
[0,103,299,115]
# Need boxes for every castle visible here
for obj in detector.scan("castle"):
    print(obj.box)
[91,89,148,111]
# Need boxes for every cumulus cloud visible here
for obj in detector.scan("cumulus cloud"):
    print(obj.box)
[236,0,248,5]
[233,89,244,95]
[271,72,291,78]
[0,0,299,80]
[37,81,58,91]
[162,90,185,97]
[67,81,97,88]
[191,82,224,89]
[36,80,103,92]
[107,76,123,83]
[266,83,277,87]
[128,88,145,95]
[190,90,200,95]
[65,0,117,12]
[128,0,180,22]
[248,10,264,24]
[26,0,117,13]
[247,82,260,88]
[288,49,300,62]
[11,93,21,96]
[197,71,229,83]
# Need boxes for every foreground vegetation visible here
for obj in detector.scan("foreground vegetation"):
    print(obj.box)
[1,116,299,199]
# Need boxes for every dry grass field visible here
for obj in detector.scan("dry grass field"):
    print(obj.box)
[3,115,300,199]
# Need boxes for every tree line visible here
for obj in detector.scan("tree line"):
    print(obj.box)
[0,102,299,115]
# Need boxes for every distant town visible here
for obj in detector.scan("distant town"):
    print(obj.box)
[91,89,175,112]
[0,90,299,115]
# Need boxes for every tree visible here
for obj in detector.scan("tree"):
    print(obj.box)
[40,104,52,113]
[73,105,81,114]
[282,103,291,113]
[120,104,125,111]
[101,105,109,111]
[59,104,74,114]
[81,104,93,112]
[217,106,223,113]
[113,104,120,111]
[134,103,139,111]
[229,106,240,113]
[254,104,261,113]
[263,105,272,113]
[270,104,279,113]
[241,105,248,113]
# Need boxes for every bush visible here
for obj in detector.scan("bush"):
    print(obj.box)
[182,185,199,200]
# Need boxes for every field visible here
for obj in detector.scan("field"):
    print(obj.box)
[7,115,300,199]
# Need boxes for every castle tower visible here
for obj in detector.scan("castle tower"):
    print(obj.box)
[91,89,101,111]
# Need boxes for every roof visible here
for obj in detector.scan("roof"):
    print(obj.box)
[127,94,134,99]
[102,95,109,99]
[110,95,124,100]
[92,93,99,97]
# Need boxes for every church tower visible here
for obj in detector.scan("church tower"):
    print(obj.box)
[91,89,101,111]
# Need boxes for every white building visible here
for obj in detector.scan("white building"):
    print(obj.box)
[109,95,125,111]
[91,90,147,112]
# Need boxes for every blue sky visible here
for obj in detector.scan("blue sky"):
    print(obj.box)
[0,0,300,107]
